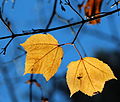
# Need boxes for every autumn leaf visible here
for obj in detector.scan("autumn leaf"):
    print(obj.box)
[66,57,117,96]
[84,0,103,24]
[20,34,63,81]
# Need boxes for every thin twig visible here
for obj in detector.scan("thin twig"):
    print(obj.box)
[0,8,120,40]
[111,0,120,15]
[2,46,26,64]
[65,0,84,20]
[2,53,26,64]
[45,0,57,31]
[56,13,87,56]
[0,8,15,54]
[0,38,13,55]
[0,9,14,36]
[1,0,6,13]
[72,23,84,44]
[12,0,16,8]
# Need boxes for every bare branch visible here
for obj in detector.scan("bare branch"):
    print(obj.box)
[71,23,84,44]
[0,8,120,40]
[1,0,6,13]
[0,38,13,55]
[0,9,14,36]
[111,0,120,15]
[65,0,84,20]
[0,8,15,54]
[56,13,87,56]
[45,0,57,31]
[12,0,16,8]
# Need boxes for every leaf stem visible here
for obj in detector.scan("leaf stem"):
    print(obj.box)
[73,44,83,59]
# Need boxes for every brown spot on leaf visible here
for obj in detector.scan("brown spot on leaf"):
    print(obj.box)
[77,76,82,79]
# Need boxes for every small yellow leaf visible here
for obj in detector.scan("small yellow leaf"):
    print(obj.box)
[20,34,63,81]
[66,57,117,96]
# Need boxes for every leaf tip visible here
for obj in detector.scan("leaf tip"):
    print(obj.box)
[70,93,74,97]
[44,75,51,82]
[23,72,27,75]
[20,43,24,47]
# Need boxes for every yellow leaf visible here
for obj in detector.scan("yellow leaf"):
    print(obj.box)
[20,34,63,81]
[66,57,117,96]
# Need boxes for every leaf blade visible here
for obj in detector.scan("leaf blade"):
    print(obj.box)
[21,34,63,81]
[67,57,117,96]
